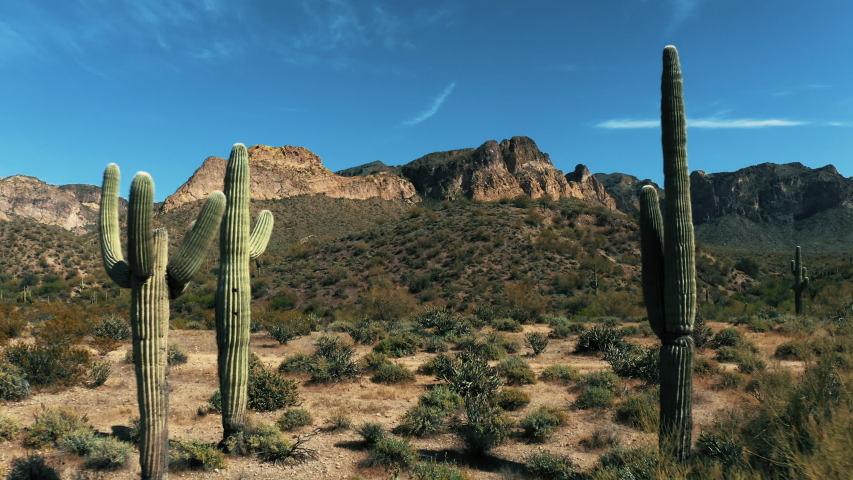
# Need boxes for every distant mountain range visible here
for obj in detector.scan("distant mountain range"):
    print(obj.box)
[2,136,851,251]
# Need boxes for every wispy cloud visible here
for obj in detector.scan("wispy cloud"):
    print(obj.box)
[402,82,457,126]
[597,117,810,129]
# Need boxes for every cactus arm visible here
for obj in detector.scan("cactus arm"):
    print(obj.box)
[216,143,253,438]
[167,190,226,298]
[248,210,274,260]
[99,164,131,288]
[658,45,696,463]
[131,228,170,480]
[128,173,155,278]
[791,259,796,276]
[639,185,666,339]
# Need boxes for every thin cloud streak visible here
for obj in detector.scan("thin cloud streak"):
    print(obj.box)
[402,82,456,126]
[597,118,810,129]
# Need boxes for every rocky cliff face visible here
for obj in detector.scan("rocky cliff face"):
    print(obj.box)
[594,173,663,214]
[336,161,403,178]
[161,145,420,212]
[399,136,616,208]
[0,176,125,233]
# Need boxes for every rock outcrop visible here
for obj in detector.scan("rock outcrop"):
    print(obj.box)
[162,145,419,212]
[336,161,403,178]
[0,175,125,233]
[594,172,663,214]
[399,136,616,208]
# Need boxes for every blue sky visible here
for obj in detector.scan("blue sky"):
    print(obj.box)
[1,0,851,200]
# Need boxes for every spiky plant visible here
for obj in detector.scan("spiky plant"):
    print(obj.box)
[216,143,274,439]
[638,45,696,463]
[99,165,225,480]
[791,246,809,315]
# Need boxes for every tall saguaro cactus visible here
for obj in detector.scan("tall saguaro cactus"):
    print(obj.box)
[216,143,274,439]
[791,246,809,315]
[639,45,697,463]
[100,165,225,480]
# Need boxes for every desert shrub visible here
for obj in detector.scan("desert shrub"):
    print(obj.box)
[83,436,133,470]
[90,314,131,341]
[604,344,659,383]
[362,436,419,469]
[615,389,659,433]
[357,422,387,447]
[573,386,615,410]
[696,428,743,467]
[276,408,313,431]
[6,455,60,480]
[0,310,26,346]
[373,334,420,358]
[491,317,522,332]
[540,364,580,384]
[746,318,771,333]
[579,429,620,450]
[0,363,31,401]
[224,419,298,464]
[455,407,515,456]
[736,351,766,374]
[473,305,498,324]
[714,346,742,363]
[416,308,470,338]
[58,428,99,455]
[775,340,809,360]
[496,356,537,386]
[372,362,416,384]
[520,405,567,441]
[574,326,626,354]
[88,361,112,388]
[24,406,90,449]
[278,353,317,375]
[420,385,464,413]
[411,459,469,480]
[169,439,225,471]
[693,357,721,376]
[423,335,449,353]
[348,318,385,345]
[692,314,713,348]
[395,405,448,438]
[125,343,188,366]
[495,388,531,411]
[309,335,360,384]
[417,354,458,377]
[712,327,745,348]
[525,332,549,356]
[327,409,352,430]
[359,351,389,373]
[246,356,300,411]
[0,414,21,441]
[595,445,660,480]
[579,371,622,391]
[5,342,91,388]
[525,450,578,479]
[718,372,744,390]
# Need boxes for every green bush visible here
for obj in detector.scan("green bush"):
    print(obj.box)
[540,364,580,384]
[278,353,317,375]
[348,318,385,345]
[615,390,659,433]
[5,342,91,388]
[419,386,463,413]
[719,372,744,390]
[90,314,131,341]
[775,340,809,360]
[495,388,531,411]
[579,371,621,391]
[714,346,742,363]
[696,428,743,467]
[411,459,469,480]
[6,455,60,480]
[58,428,98,455]
[604,344,659,383]
[525,450,578,479]
[373,335,420,358]
[491,318,522,332]
[573,386,615,410]
[712,328,745,348]
[0,414,21,441]
[456,407,514,456]
[362,436,419,469]
[88,361,112,388]
[525,332,549,356]
[276,408,313,431]
[520,405,567,441]
[496,356,537,386]
[224,419,297,464]
[125,343,188,366]
[24,406,90,449]
[247,356,300,411]
[169,439,225,471]
[394,405,448,438]
[579,429,621,450]
[693,357,721,376]
[0,363,31,401]
[574,326,626,354]
[84,436,133,471]
[372,362,416,384]
[310,335,360,384]
[595,445,660,480]
[356,422,387,447]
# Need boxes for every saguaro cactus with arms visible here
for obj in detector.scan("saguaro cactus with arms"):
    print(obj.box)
[639,45,697,463]
[99,165,225,479]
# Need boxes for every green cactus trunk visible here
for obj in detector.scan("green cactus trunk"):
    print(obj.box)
[99,165,224,480]
[216,144,273,439]
[791,246,809,315]
[639,45,697,464]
